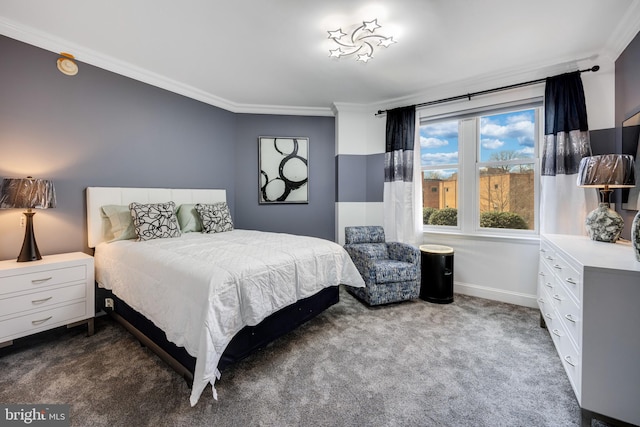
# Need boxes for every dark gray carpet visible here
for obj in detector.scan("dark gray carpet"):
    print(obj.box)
[0,287,607,426]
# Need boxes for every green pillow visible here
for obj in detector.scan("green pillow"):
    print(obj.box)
[176,204,203,233]
[101,205,136,241]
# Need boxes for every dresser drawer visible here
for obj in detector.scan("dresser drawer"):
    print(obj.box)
[0,265,86,296]
[0,283,86,318]
[546,311,582,396]
[548,252,581,305]
[557,324,582,400]
[554,288,582,350]
[539,243,556,270]
[0,301,87,341]
[538,261,556,295]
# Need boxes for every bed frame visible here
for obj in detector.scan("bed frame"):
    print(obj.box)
[86,187,339,385]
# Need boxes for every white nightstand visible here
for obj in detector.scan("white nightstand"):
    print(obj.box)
[0,252,95,348]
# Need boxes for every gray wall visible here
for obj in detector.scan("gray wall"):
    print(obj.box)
[234,114,336,240]
[615,30,640,237]
[0,35,336,260]
[335,153,384,204]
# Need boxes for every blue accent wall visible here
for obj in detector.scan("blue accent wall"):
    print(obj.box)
[615,30,640,236]
[234,114,336,240]
[0,35,336,259]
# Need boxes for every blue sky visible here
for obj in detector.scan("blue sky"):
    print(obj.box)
[420,108,536,168]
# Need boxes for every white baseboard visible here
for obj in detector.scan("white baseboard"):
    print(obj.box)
[454,281,538,309]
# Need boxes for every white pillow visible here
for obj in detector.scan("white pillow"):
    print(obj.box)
[129,201,181,241]
[195,202,234,233]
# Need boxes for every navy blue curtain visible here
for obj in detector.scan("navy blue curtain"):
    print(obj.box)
[542,71,591,176]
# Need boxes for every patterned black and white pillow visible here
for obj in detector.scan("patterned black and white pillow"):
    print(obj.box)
[195,202,234,233]
[129,201,181,241]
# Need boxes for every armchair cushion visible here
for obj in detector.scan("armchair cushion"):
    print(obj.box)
[374,260,418,284]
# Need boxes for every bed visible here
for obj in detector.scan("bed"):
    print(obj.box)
[86,187,365,406]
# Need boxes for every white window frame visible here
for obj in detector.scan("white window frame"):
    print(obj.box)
[418,87,544,239]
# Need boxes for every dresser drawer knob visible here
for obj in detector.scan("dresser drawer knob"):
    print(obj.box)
[564,314,577,323]
[538,272,545,277]
[31,297,53,305]
[553,264,562,270]
[31,277,53,284]
[552,328,563,337]
[564,355,576,367]
[31,316,53,326]
[545,256,553,261]
[552,294,563,302]
[545,313,553,320]
[538,298,545,304]
[545,282,553,289]
[565,278,577,285]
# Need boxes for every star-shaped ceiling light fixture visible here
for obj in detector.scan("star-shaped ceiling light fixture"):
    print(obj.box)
[327,19,396,63]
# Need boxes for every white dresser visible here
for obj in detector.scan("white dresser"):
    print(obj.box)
[538,234,640,426]
[0,252,95,347]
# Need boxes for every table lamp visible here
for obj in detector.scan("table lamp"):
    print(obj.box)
[0,177,57,261]
[577,154,635,242]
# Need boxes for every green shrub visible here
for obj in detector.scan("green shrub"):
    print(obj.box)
[480,211,528,229]
[423,207,437,224]
[428,208,458,226]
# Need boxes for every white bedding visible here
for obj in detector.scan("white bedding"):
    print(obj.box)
[94,229,364,405]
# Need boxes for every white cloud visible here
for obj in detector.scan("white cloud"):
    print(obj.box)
[421,121,458,139]
[480,115,535,147]
[481,138,505,150]
[421,136,448,148]
[421,151,458,166]
[517,146,535,157]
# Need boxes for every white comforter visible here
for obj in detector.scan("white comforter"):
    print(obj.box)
[94,229,364,405]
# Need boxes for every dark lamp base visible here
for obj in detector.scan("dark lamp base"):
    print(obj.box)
[17,211,42,262]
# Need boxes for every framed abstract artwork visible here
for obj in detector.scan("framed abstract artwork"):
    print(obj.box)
[259,136,309,204]
[622,111,640,210]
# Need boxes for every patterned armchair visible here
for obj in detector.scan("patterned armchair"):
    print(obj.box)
[343,226,420,306]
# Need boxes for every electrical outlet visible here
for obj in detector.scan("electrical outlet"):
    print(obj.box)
[105,298,114,309]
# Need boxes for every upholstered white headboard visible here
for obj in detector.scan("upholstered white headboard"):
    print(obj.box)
[86,187,227,248]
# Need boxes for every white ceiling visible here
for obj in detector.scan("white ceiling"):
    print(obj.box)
[1,0,640,115]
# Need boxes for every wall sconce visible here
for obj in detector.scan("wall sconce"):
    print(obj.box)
[328,19,396,63]
[0,177,57,262]
[57,52,78,76]
[577,154,635,242]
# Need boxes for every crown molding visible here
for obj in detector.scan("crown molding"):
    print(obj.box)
[369,52,611,114]
[604,1,640,60]
[0,17,334,117]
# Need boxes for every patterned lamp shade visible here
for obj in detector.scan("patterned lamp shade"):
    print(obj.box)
[577,154,635,189]
[576,155,636,243]
[0,177,56,209]
[0,177,56,262]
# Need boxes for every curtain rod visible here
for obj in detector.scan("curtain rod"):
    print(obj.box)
[375,65,600,116]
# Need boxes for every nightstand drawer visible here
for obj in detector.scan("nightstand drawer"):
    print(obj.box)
[0,301,87,341]
[0,265,86,295]
[0,283,86,318]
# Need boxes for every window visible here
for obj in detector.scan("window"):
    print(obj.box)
[420,104,540,234]
[420,119,459,227]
